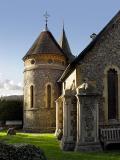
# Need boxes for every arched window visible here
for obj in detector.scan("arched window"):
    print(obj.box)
[30,85,34,108]
[47,84,52,109]
[107,69,118,120]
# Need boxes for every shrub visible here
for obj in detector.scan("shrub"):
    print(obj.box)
[0,143,47,160]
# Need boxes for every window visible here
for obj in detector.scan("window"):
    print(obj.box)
[48,59,53,64]
[47,84,52,109]
[62,61,65,65]
[30,59,35,64]
[30,85,34,108]
[107,69,118,120]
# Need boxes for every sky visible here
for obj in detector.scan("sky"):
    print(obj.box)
[0,0,120,96]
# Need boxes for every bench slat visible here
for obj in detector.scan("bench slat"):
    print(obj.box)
[100,128,120,142]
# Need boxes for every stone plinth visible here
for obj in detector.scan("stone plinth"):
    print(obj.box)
[61,90,76,151]
[75,83,102,151]
[55,96,63,136]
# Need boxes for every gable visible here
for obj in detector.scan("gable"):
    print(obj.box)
[59,10,120,82]
[81,14,120,64]
[75,17,120,97]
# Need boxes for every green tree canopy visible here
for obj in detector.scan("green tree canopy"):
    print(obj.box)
[0,99,23,121]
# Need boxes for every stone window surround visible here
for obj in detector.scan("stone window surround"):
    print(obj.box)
[30,84,35,108]
[45,82,54,109]
[103,65,120,124]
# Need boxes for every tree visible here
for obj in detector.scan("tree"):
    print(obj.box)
[0,99,23,121]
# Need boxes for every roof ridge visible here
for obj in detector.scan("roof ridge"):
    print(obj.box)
[59,10,120,81]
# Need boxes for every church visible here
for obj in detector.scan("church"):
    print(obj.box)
[23,12,75,133]
[23,10,120,151]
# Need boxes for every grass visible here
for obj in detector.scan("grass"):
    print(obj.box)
[0,132,120,160]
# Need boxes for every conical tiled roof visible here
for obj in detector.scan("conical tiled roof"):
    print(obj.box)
[59,27,75,62]
[23,30,65,60]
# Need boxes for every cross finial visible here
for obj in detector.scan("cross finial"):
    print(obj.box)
[43,11,50,31]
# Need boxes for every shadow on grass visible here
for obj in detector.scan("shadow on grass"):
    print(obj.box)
[0,132,120,160]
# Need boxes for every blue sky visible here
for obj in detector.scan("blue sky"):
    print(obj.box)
[0,0,120,96]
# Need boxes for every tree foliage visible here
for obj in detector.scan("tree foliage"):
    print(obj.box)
[0,99,23,121]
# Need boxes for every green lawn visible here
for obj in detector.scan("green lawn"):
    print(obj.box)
[0,132,120,160]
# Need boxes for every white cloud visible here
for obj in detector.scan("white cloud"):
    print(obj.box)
[0,79,23,91]
[0,73,2,78]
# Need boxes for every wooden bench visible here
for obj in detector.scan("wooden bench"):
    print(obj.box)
[99,128,120,149]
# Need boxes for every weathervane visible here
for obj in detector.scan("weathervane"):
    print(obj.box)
[44,11,50,30]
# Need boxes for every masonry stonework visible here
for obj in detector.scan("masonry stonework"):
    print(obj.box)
[76,15,120,125]
[23,11,120,151]
[23,54,66,132]
[58,11,120,151]
[23,28,74,132]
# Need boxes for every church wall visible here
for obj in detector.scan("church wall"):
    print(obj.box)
[23,61,65,132]
[62,69,76,93]
[24,54,66,66]
[76,17,120,125]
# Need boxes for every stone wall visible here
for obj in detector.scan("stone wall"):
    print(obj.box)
[75,84,102,151]
[23,54,66,132]
[76,16,120,125]
[62,69,76,96]
[61,90,77,151]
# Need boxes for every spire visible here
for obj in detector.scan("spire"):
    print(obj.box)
[43,11,50,31]
[23,30,65,60]
[59,24,75,62]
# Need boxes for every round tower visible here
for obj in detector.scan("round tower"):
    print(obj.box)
[23,22,74,132]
